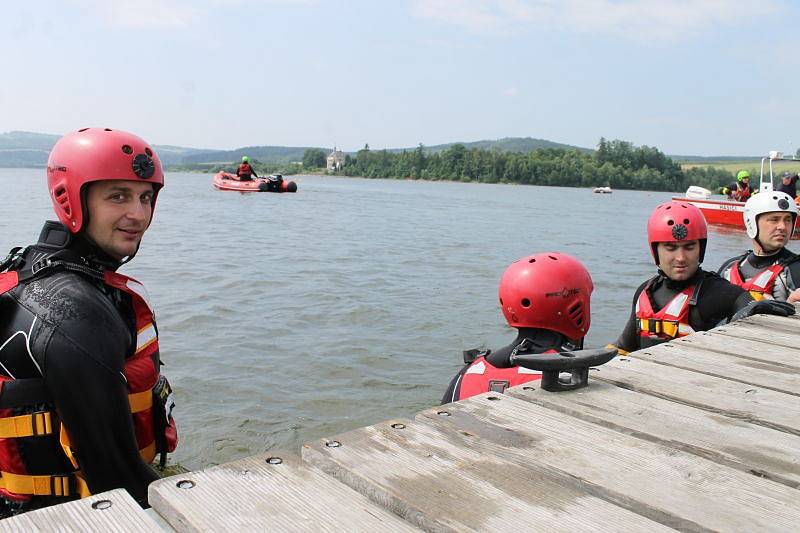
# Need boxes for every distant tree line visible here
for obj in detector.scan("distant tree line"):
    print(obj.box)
[167,159,303,175]
[318,138,733,193]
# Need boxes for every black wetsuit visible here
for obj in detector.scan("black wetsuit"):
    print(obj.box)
[718,248,800,301]
[615,269,753,353]
[441,328,578,404]
[0,222,160,514]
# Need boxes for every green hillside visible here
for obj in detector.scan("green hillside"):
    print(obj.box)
[181,146,326,165]
[420,137,591,154]
[0,131,216,167]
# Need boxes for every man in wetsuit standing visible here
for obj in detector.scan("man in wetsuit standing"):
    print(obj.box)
[718,190,800,302]
[442,252,593,403]
[0,128,177,515]
[613,200,794,354]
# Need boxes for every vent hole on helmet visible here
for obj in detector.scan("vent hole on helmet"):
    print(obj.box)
[521,298,531,308]
[683,219,690,225]
[145,147,153,157]
[568,302,584,325]
[667,220,674,225]
[499,297,503,305]
[104,128,112,131]
[548,255,557,260]
[121,145,133,155]
[78,127,89,132]
[528,258,536,263]
[665,206,672,210]
[54,186,71,215]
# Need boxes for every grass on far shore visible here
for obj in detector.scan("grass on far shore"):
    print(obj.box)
[681,160,800,176]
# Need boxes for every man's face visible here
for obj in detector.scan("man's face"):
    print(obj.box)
[757,211,794,252]
[742,177,750,187]
[657,240,700,281]
[85,180,155,261]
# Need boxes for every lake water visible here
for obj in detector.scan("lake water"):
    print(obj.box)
[0,170,753,469]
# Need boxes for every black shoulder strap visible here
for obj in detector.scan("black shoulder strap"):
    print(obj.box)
[777,249,800,267]
[0,247,24,272]
[717,251,749,276]
[688,276,704,306]
[462,348,489,364]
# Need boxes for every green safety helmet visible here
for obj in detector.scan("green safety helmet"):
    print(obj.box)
[242,156,249,163]
[737,170,750,182]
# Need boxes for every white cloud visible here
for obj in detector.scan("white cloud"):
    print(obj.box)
[503,86,519,96]
[411,0,784,42]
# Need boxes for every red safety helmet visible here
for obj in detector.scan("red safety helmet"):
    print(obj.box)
[646,200,708,265]
[47,128,164,233]
[498,252,593,340]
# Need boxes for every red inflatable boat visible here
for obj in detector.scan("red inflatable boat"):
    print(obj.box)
[213,172,297,193]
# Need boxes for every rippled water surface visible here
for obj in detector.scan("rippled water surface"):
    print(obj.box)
[0,170,752,469]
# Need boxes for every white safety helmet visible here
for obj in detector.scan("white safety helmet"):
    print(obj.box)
[743,190,798,239]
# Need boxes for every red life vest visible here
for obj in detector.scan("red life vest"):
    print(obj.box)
[0,269,177,501]
[732,185,751,202]
[635,285,696,348]
[238,163,253,177]
[727,263,783,301]
[457,353,552,401]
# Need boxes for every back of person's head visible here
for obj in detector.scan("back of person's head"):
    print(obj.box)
[498,252,592,341]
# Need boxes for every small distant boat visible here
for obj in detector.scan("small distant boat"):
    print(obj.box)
[592,186,613,194]
[213,172,297,193]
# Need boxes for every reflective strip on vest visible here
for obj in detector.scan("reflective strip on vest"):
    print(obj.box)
[136,323,157,353]
[751,269,777,291]
[663,292,689,318]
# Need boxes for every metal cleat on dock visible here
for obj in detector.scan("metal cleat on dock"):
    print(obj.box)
[509,347,617,392]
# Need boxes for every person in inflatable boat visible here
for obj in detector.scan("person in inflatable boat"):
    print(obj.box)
[236,155,258,181]
[441,252,593,403]
[0,128,178,515]
[611,200,793,355]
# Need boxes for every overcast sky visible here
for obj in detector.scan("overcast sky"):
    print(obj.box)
[1,0,798,156]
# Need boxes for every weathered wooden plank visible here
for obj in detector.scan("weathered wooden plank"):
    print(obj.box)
[593,355,800,435]
[505,380,800,488]
[149,451,419,532]
[0,489,162,532]
[629,341,799,396]
[302,418,675,533]
[673,331,800,370]
[741,310,800,327]
[713,319,800,349]
[418,394,800,532]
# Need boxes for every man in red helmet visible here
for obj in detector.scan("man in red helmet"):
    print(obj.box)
[0,128,177,515]
[442,252,593,403]
[613,200,794,354]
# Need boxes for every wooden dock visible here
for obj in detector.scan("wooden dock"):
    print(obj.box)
[1,312,798,532]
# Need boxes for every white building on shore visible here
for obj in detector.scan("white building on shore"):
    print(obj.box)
[326,147,345,172]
